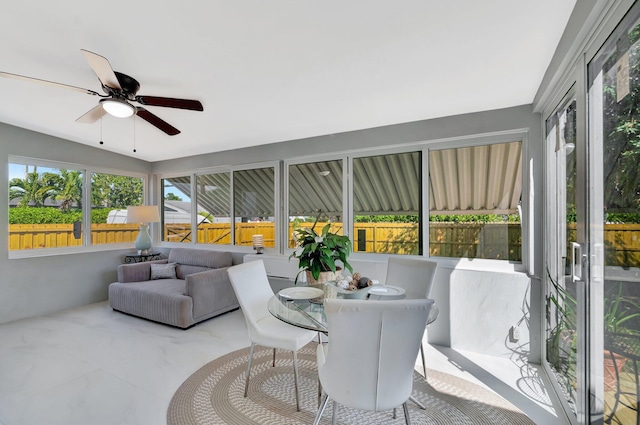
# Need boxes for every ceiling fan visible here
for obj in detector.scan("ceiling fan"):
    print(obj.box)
[0,49,203,136]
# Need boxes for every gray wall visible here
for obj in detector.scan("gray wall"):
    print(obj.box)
[153,104,540,173]
[0,122,150,324]
[1,105,543,365]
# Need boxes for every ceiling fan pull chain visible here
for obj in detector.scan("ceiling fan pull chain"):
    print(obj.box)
[133,116,137,153]
[99,117,104,145]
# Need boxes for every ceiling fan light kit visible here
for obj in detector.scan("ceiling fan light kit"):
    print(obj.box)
[100,98,135,118]
[0,49,203,136]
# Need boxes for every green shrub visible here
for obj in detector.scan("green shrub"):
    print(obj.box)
[9,207,118,224]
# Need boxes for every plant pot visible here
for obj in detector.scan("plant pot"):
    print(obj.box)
[305,268,341,285]
[603,350,627,391]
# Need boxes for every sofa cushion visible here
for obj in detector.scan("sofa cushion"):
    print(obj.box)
[108,279,192,328]
[176,264,210,280]
[168,248,232,270]
[150,262,177,279]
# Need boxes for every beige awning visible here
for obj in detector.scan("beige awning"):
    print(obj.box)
[164,140,522,217]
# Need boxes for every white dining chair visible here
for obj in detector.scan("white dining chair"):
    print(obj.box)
[227,260,317,412]
[313,298,434,425]
[385,256,438,378]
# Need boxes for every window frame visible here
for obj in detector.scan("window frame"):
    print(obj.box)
[8,155,149,259]
[158,161,280,252]
[284,130,530,273]
[423,131,530,272]
[348,147,423,256]
[284,153,348,251]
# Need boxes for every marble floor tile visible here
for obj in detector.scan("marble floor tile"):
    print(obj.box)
[0,301,569,425]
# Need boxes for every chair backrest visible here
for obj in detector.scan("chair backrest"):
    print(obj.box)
[385,257,438,299]
[227,260,275,339]
[319,298,434,411]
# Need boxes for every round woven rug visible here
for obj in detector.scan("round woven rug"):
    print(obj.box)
[167,344,536,425]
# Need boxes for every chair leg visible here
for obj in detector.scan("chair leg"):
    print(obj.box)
[318,375,322,407]
[331,400,338,425]
[402,402,412,425]
[420,342,427,378]
[293,350,300,412]
[409,395,425,410]
[244,342,255,398]
[273,347,276,367]
[313,394,330,425]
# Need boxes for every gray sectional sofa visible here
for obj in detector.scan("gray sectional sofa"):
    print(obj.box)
[108,248,239,328]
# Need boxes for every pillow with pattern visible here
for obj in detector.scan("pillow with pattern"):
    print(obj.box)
[150,262,177,280]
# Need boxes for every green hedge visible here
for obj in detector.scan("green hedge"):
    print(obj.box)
[9,207,115,224]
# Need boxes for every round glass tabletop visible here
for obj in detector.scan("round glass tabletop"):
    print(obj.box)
[267,283,439,334]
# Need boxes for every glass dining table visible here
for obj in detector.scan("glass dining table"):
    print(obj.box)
[267,282,439,334]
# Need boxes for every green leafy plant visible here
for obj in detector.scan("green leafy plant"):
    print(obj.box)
[289,215,353,284]
[545,267,579,399]
[603,282,640,338]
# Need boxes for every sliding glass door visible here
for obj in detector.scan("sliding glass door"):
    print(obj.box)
[588,4,640,423]
[545,90,583,424]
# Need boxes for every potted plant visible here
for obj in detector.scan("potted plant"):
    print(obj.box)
[289,215,353,285]
[602,282,640,391]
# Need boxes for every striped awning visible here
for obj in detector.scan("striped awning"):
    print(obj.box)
[163,140,522,217]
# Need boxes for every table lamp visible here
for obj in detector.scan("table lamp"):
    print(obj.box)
[252,234,265,254]
[127,205,160,254]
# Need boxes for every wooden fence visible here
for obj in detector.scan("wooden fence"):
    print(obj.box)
[8,223,140,250]
[8,222,640,266]
[165,222,522,261]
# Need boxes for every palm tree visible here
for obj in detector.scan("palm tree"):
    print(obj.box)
[57,169,83,211]
[9,171,62,207]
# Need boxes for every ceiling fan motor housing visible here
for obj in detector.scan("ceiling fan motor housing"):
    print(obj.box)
[112,71,140,98]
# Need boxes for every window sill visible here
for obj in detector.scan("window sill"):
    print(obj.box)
[8,243,136,259]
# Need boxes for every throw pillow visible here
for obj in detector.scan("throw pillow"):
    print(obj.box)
[150,262,177,280]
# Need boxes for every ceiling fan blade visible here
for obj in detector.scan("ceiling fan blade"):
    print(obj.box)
[76,105,107,123]
[135,95,204,111]
[135,107,180,136]
[81,49,121,90]
[0,71,99,96]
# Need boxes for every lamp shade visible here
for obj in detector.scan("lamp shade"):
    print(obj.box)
[252,234,265,254]
[127,206,160,223]
[252,234,265,248]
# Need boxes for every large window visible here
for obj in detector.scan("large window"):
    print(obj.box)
[8,158,145,252]
[195,172,231,245]
[352,152,422,255]
[288,159,344,248]
[90,172,144,245]
[161,164,277,248]
[428,141,523,262]
[9,162,85,251]
[283,142,523,262]
[234,167,275,248]
[161,176,192,243]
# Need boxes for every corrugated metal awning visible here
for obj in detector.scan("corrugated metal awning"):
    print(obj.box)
[429,141,522,215]
[163,140,522,217]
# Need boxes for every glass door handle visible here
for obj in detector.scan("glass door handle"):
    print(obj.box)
[571,242,582,282]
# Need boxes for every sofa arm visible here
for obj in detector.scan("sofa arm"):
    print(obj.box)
[186,267,238,319]
[117,259,168,283]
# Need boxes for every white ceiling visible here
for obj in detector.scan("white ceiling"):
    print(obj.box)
[0,1,576,162]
